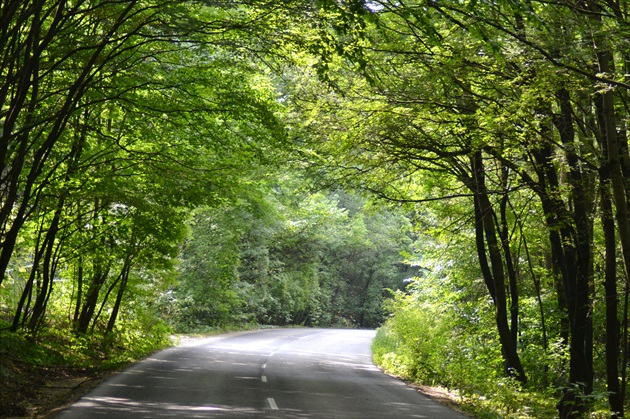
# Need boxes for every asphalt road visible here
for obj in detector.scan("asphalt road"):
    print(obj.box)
[54,328,469,418]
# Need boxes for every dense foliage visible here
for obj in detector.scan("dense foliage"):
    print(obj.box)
[3,0,630,418]
[166,187,414,330]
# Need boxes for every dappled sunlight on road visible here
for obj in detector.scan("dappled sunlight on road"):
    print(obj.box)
[72,396,317,418]
[56,329,469,418]
[72,395,438,419]
[73,397,262,418]
[317,360,380,371]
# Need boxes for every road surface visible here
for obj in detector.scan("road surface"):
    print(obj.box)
[55,328,469,418]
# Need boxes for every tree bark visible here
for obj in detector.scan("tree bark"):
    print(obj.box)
[106,263,132,335]
[600,164,624,417]
[553,88,595,418]
[594,47,628,418]
[470,150,526,383]
[497,164,519,347]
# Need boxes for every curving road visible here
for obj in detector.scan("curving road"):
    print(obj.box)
[54,328,469,418]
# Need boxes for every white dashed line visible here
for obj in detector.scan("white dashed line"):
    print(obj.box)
[267,397,278,410]
[261,375,267,382]
[298,334,316,340]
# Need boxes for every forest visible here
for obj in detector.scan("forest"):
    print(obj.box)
[1,0,630,418]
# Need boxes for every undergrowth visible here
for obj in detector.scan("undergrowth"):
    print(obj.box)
[371,308,617,418]
[0,317,174,417]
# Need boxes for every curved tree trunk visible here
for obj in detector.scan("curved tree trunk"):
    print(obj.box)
[470,150,526,383]
[106,262,132,335]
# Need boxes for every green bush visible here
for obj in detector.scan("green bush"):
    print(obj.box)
[372,291,558,418]
[373,302,454,384]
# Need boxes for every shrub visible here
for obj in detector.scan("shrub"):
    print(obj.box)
[372,290,558,418]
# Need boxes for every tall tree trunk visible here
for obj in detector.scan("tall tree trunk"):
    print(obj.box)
[497,164,519,347]
[91,261,131,334]
[553,88,595,418]
[75,231,112,335]
[10,220,47,331]
[470,150,527,383]
[73,258,84,328]
[594,47,628,418]
[27,207,62,332]
[106,263,132,335]
[76,267,110,334]
[600,164,624,417]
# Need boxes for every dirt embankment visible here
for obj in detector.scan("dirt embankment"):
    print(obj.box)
[0,356,118,419]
